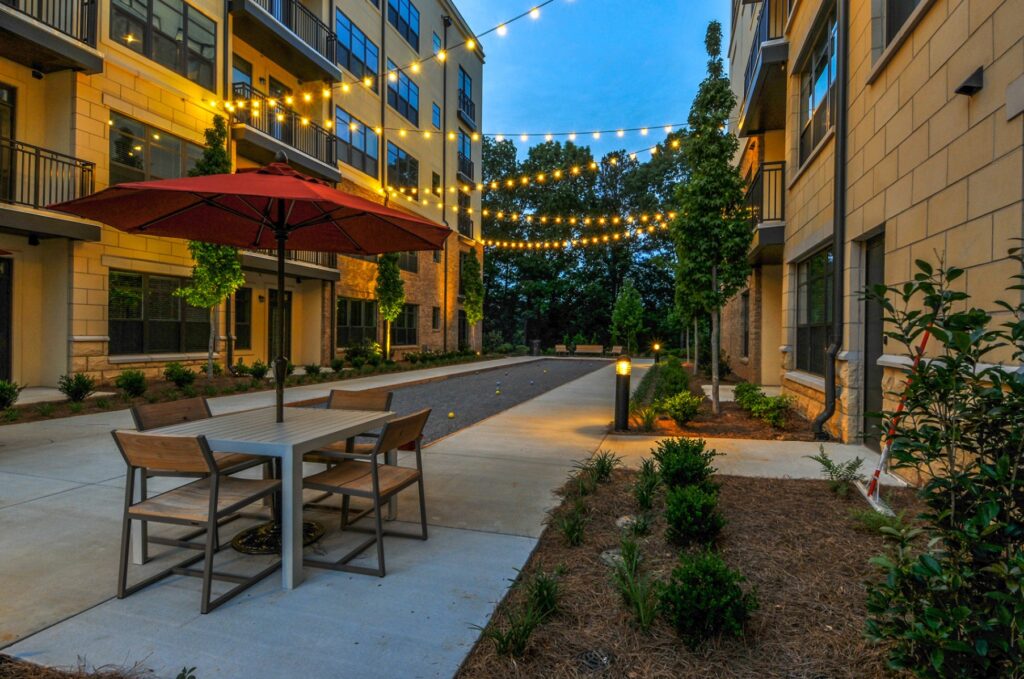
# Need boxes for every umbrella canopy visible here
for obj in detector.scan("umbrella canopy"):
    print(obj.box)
[50,158,451,421]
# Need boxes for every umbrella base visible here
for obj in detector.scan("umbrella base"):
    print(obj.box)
[231,520,325,555]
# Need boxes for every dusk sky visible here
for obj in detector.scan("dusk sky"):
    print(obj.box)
[453,0,734,160]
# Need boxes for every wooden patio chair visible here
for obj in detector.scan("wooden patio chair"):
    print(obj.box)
[129,397,271,562]
[302,409,431,577]
[112,430,281,614]
[302,390,394,465]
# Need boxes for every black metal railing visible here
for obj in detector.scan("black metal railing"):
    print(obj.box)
[457,152,474,181]
[745,160,785,226]
[232,82,336,167]
[251,248,338,268]
[458,90,475,123]
[0,0,96,45]
[743,0,786,101]
[0,137,95,210]
[248,0,336,63]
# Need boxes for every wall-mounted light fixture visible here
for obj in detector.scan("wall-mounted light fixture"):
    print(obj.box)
[955,67,984,96]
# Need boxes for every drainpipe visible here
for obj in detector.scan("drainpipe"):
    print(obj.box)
[441,15,452,352]
[813,0,849,440]
[223,2,234,370]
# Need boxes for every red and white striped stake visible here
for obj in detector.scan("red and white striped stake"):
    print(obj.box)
[865,328,933,505]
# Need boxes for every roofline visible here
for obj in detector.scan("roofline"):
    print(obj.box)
[438,0,486,62]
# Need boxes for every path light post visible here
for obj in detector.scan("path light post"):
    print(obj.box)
[653,342,661,364]
[614,354,631,432]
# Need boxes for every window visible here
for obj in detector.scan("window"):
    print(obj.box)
[232,55,252,87]
[457,190,472,237]
[431,306,441,330]
[337,297,377,347]
[457,67,474,121]
[108,270,210,355]
[884,0,921,45]
[336,107,379,177]
[796,247,834,375]
[387,0,420,50]
[431,171,442,196]
[110,0,216,90]
[393,304,418,346]
[109,112,203,185]
[433,249,442,263]
[432,32,441,55]
[799,10,837,166]
[386,142,418,189]
[432,102,441,129]
[386,59,419,125]
[397,251,418,273]
[336,10,379,90]
[740,291,750,358]
[234,287,252,350]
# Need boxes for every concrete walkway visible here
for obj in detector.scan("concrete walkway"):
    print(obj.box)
[1,358,620,677]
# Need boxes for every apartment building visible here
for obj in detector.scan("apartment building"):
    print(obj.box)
[724,0,1023,444]
[0,0,483,387]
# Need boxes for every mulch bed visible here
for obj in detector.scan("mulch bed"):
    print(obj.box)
[457,469,921,679]
[0,656,146,679]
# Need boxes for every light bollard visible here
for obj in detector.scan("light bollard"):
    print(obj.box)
[653,342,661,364]
[614,354,631,432]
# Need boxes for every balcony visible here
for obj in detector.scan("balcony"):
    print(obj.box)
[457,91,476,129]
[457,212,473,239]
[230,0,341,83]
[230,82,341,183]
[0,0,102,74]
[745,161,785,264]
[457,153,474,183]
[0,137,100,241]
[241,248,340,281]
[737,0,788,137]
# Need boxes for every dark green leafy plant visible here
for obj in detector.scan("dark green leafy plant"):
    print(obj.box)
[660,550,758,647]
[658,391,703,426]
[476,605,543,657]
[58,373,95,402]
[587,450,621,482]
[163,362,196,389]
[0,379,23,409]
[330,357,345,372]
[248,360,270,381]
[850,507,908,535]
[35,402,55,417]
[733,381,762,410]
[805,447,865,496]
[115,369,147,398]
[664,484,724,546]
[653,356,689,401]
[304,364,322,376]
[749,394,791,428]
[522,570,560,621]
[553,498,587,547]
[3,408,18,422]
[863,257,1024,676]
[613,537,660,631]
[652,437,718,489]
[175,667,197,679]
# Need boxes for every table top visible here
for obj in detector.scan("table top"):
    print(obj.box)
[144,406,394,457]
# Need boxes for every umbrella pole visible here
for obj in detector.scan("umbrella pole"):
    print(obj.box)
[275,227,287,423]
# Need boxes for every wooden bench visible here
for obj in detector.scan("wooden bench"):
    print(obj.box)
[609,345,623,355]
[554,344,569,355]
[574,344,605,356]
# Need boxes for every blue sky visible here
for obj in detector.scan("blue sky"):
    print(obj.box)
[453,0,733,160]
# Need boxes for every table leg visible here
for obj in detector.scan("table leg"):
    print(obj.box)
[131,468,148,565]
[280,452,305,589]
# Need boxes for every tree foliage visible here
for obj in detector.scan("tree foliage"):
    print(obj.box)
[376,252,405,358]
[461,249,485,329]
[611,278,644,353]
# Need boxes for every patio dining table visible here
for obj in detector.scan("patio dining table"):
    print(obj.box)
[144,405,394,589]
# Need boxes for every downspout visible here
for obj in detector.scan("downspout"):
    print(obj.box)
[441,15,452,352]
[813,0,848,440]
[223,1,234,370]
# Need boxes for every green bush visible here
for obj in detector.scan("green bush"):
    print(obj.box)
[345,339,383,367]
[659,391,703,426]
[303,364,322,376]
[248,360,270,381]
[660,550,758,647]
[477,604,543,657]
[522,570,561,621]
[634,458,660,511]
[749,394,791,428]
[553,498,587,547]
[58,373,95,402]
[231,359,250,376]
[163,362,196,389]
[0,379,23,409]
[114,370,147,398]
[330,357,345,372]
[664,484,725,545]
[613,537,660,632]
[653,356,690,401]
[733,382,762,410]
[652,437,718,489]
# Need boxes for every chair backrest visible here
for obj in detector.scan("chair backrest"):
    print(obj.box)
[327,389,393,412]
[376,409,431,454]
[555,344,567,352]
[131,397,212,431]
[112,430,214,473]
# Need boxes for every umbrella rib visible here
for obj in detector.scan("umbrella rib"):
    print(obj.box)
[290,202,365,253]
[291,206,444,251]
[135,194,221,231]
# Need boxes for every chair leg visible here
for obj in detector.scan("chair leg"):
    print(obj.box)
[341,495,350,529]
[417,475,428,540]
[373,498,386,577]
[137,473,149,564]
[200,517,217,615]
[117,476,133,599]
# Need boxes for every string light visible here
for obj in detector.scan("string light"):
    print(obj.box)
[486,123,685,142]
[483,224,670,250]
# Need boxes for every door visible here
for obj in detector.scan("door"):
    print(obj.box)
[268,78,291,145]
[0,257,12,381]
[863,235,886,450]
[268,289,292,361]
[0,83,15,203]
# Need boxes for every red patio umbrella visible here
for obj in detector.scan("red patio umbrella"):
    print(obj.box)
[51,155,450,422]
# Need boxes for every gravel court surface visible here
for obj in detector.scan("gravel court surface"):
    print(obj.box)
[375,358,610,443]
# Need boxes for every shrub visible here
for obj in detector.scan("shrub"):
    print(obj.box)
[634,405,658,432]
[330,357,345,373]
[733,382,762,410]
[163,362,195,389]
[554,498,587,546]
[653,357,689,401]
[303,364,322,376]
[513,344,530,356]
[652,437,718,489]
[96,398,111,409]
[248,360,270,381]
[634,458,660,511]
[58,373,95,402]
[850,507,907,535]
[232,359,251,376]
[613,537,660,632]
[805,447,864,496]
[664,484,725,545]
[589,450,621,482]
[114,370,147,398]
[659,391,703,426]
[203,385,218,397]
[496,342,514,355]
[477,605,542,657]
[68,401,84,414]
[660,550,758,647]
[181,385,197,398]
[3,408,18,422]
[35,402,55,417]
[522,570,560,621]
[749,394,791,428]
[0,379,23,409]
[284,362,295,377]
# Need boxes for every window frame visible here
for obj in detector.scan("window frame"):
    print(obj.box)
[387,0,420,50]
[335,106,379,178]
[798,10,837,167]
[108,269,211,355]
[109,112,203,185]
[393,303,419,346]
[795,246,834,375]
[110,0,216,91]
[397,251,418,273]
[336,9,379,91]
[431,102,441,129]
[386,141,418,189]
[386,59,419,126]
[234,287,252,350]
[336,297,378,347]
[431,306,441,331]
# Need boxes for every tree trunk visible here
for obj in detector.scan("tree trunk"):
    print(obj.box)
[710,266,720,416]
[207,306,217,380]
[385,320,392,361]
[693,317,699,376]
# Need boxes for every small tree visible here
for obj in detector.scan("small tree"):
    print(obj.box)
[611,278,644,354]
[376,252,405,359]
[175,116,244,379]
[671,22,752,414]
[461,250,484,350]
